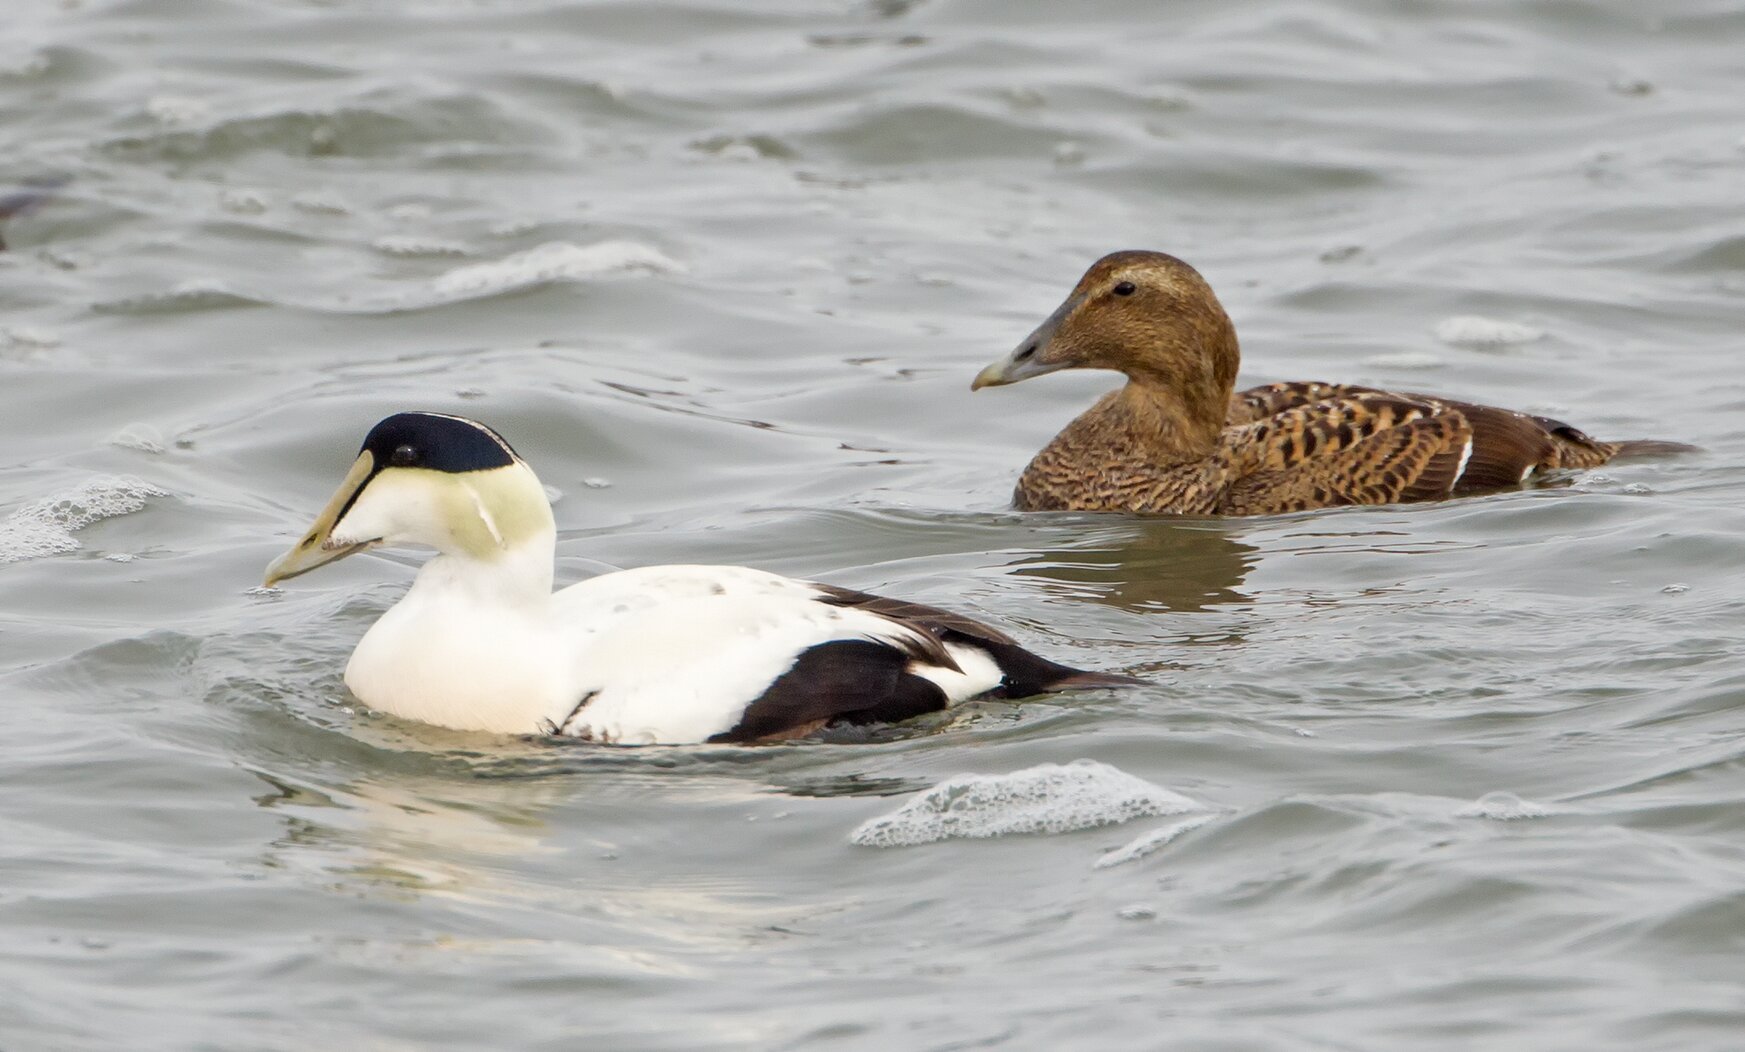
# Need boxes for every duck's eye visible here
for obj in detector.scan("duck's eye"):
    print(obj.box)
[1112,281,1137,297]
[390,444,419,467]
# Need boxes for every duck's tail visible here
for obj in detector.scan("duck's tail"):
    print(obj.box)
[1535,417,1700,470]
[1605,439,1703,459]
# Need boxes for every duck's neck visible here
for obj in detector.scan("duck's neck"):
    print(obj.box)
[1105,306,1241,461]
[1084,375,1229,464]
[404,528,557,610]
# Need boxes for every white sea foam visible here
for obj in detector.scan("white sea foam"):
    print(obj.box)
[429,240,682,300]
[95,279,261,314]
[1455,791,1556,821]
[218,188,269,214]
[1433,316,1544,348]
[1094,813,1219,869]
[144,94,211,126]
[2,326,61,350]
[850,760,1199,848]
[1362,351,1445,370]
[289,191,350,216]
[0,477,165,564]
[109,423,168,454]
[372,235,469,258]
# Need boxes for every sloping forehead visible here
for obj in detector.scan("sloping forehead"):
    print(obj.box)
[1076,250,1202,290]
[359,412,521,472]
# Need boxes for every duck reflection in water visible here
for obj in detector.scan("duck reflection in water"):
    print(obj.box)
[1004,516,1258,614]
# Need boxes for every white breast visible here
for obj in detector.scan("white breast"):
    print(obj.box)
[345,589,569,734]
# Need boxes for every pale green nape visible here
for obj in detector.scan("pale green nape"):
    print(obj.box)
[368,460,556,558]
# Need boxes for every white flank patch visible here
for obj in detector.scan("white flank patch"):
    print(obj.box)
[1433,316,1545,348]
[430,241,683,300]
[908,642,1003,703]
[554,586,938,744]
[850,760,1199,848]
[0,477,165,564]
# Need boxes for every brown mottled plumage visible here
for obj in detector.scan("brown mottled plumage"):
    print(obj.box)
[971,251,1692,515]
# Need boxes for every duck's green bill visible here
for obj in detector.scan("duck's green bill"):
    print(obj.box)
[262,451,379,587]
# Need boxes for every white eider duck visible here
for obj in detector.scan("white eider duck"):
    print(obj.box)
[264,412,1141,744]
[972,251,1693,515]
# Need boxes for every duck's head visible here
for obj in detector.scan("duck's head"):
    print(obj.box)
[263,412,554,587]
[971,251,1239,397]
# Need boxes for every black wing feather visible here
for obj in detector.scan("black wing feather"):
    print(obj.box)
[709,640,949,743]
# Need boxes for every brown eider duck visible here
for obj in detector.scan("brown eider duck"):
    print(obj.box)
[972,251,1691,515]
[264,412,1141,744]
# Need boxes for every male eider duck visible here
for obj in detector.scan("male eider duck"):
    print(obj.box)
[264,412,1140,744]
[972,251,1692,515]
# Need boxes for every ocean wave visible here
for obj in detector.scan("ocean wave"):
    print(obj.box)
[0,477,165,564]
[1433,316,1546,348]
[425,240,683,301]
[850,759,1199,847]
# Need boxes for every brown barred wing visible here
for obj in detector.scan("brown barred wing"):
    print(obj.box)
[1216,393,1475,513]
[1227,381,1388,426]
[1408,396,1696,478]
[1429,400,1563,488]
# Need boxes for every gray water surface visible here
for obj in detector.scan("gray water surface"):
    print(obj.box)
[4,1,1744,1049]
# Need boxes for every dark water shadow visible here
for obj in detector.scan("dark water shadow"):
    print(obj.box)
[0,174,70,250]
[1005,515,1259,613]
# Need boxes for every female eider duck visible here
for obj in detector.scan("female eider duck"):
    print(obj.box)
[264,412,1140,744]
[972,251,1691,515]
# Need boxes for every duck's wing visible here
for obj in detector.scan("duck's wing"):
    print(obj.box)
[810,583,1142,697]
[1228,381,1386,425]
[1218,392,1479,513]
[1414,399,1695,475]
[549,567,1140,744]
[548,588,963,744]
[1234,382,1692,484]
[810,583,1018,645]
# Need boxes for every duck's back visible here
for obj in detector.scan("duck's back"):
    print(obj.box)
[1016,380,1688,516]
[1232,379,1684,474]
[1223,381,1698,513]
[545,565,1137,744]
